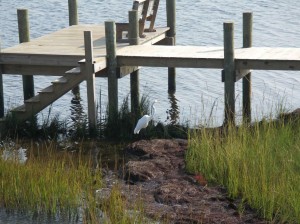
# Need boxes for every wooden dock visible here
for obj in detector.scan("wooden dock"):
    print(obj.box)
[1,0,300,130]
[117,46,300,71]
[1,24,169,76]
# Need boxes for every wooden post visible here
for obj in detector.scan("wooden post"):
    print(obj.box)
[84,31,96,133]
[166,0,176,93]
[0,64,3,118]
[243,12,252,123]
[129,10,140,117]
[105,21,118,117]
[17,9,34,101]
[223,22,235,125]
[68,0,80,99]
[68,0,78,26]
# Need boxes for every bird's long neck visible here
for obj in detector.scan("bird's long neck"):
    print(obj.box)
[151,102,156,118]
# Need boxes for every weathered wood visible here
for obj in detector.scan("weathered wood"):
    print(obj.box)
[145,0,160,32]
[68,0,80,100]
[243,12,252,123]
[129,10,140,117]
[0,65,3,117]
[105,21,118,117]
[117,45,300,70]
[168,37,176,93]
[154,36,173,45]
[68,0,78,26]
[166,0,176,93]
[116,0,160,42]
[1,25,169,69]
[84,31,96,132]
[221,69,251,82]
[223,22,235,125]
[1,64,75,76]
[166,0,176,41]
[17,9,35,101]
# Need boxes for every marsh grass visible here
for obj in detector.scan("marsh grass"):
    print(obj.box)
[186,117,300,222]
[0,143,100,215]
[0,140,156,223]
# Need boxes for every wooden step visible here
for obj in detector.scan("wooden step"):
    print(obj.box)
[65,66,81,75]
[51,77,68,84]
[12,105,26,113]
[38,86,53,94]
[25,95,40,103]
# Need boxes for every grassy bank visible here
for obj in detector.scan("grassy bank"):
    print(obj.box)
[186,117,300,222]
[0,141,148,223]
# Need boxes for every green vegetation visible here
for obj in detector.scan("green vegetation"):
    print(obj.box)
[0,142,100,216]
[0,141,150,223]
[186,117,300,222]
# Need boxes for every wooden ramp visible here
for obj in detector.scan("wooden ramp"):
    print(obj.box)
[117,45,300,70]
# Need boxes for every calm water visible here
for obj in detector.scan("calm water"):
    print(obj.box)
[1,0,300,127]
[0,1,300,222]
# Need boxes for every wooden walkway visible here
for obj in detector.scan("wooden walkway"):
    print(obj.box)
[117,45,300,70]
[1,24,169,76]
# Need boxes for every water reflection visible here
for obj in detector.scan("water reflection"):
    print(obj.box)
[69,96,87,129]
[165,93,180,125]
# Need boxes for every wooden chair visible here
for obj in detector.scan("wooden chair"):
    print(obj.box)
[116,0,160,43]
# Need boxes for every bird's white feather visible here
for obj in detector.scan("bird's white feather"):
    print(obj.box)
[133,100,158,134]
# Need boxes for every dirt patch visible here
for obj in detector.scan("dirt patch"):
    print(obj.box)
[101,139,267,223]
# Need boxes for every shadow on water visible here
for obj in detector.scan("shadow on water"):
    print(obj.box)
[165,92,180,125]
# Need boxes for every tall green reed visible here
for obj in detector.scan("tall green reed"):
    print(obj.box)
[186,118,300,222]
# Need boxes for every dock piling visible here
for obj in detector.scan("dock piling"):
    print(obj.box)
[17,9,35,101]
[243,12,253,123]
[129,10,141,117]
[223,22,235,125]
[84,31,96,133]
[0,63,3,118]
[105,21,118,117]
[68,0,78,26]
[68,0,80,99]
[166,0,176,93]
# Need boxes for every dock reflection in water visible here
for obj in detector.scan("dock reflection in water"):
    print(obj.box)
[166,93,180,125]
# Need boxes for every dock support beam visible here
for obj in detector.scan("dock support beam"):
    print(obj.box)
[17,9,34,101]
[242,12,253,123]
[84,31,96,134]
[129,10,141,118]
[223,22,235,125]
[166,0,176,93]
[105,21,118,117]
[68,0,80,100]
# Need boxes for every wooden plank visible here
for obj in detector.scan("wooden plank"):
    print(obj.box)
[117,45,224,68]
[117,45,300,70]
[2,64,75,75]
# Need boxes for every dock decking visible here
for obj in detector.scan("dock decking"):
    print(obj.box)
[117,45,300,70]
[0,24,169,76]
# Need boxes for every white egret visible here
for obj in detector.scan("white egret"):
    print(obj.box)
[134,100,158,134]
